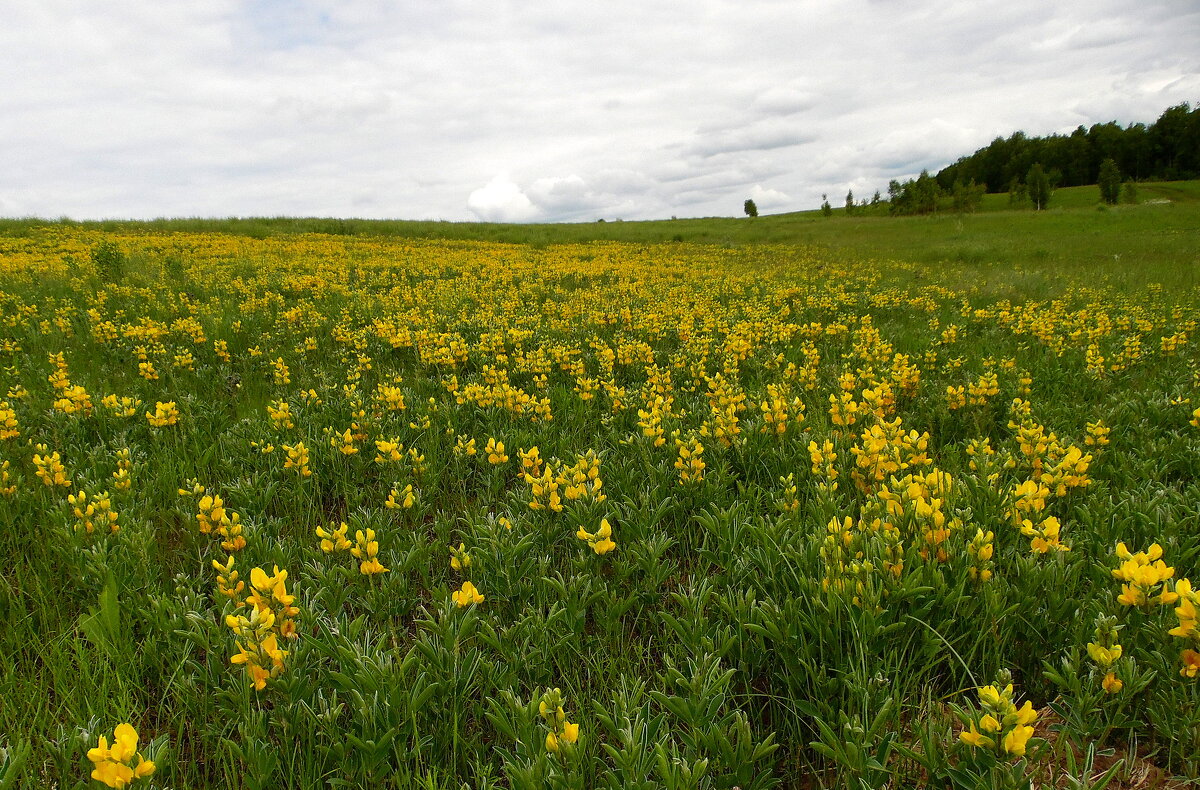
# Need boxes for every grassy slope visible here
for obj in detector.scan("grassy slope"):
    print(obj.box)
[2,181,1197,288]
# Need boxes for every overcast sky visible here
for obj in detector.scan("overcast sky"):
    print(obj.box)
[2,1,1197,223]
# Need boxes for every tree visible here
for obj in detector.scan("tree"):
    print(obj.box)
[820,194,833,217]
[911,170,939,214]
[1097,158,1121,205]
[743,199,758,218]
[1007,176,1026,206]
[844,189,855,215]
[1027,163,1051,210]
[887,180,905,214]
[952,178,985,214]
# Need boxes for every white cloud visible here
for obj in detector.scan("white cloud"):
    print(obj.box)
[1,0,1197,221]
[467,175,539,223]
[748,184,789,209]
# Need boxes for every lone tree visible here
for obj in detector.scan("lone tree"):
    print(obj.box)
[844,189,855,215]
[743,198,758,218]
[821,194,833,217]
[951,178,985,214]
[1098,157,1122,205]
[1027,163,1051,211]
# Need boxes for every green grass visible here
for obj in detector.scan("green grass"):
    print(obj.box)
[2,194,1200,789]
[2,181,1197,277]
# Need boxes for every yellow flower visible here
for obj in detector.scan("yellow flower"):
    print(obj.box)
[485,437,508,464]
[1086,642,1122,668]
[1102,672,1123,694]
[450,542,471,571]
[1182,649,1200,679]
[1170,578,1197,630]
[959,724,993,749]
[1113,542,1176,607]
[359,558,389,575]
[145,401,179,427]
[282,441,312,477]
[451,580,484,607]
[576,518,616,555]
[962,678,1037,758]
[87,723,155,788]
[1002,724,1034,756]
[1010,700,1037,728]
[591,519,616,555]
[350,529,388,575]
[977,684,1005,708]
[92,760,135,788]
[316,522,351,553]
[385,483,415,509]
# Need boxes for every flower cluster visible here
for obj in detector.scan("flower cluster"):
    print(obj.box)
[674,435,705,484]
[0,400,17,439]
[1169,578,1200,678]
[315,521,352,553]
[33,446,71,488]
[576,518,616,555]
[87,723,155,788]
[1112,542,1177,608]
[282,441,312,477]
[192,491,246,551]
[67,489,119,535]
[225,565,299,690]
[539,687,580,754]
[145,401,179,427]
[451,580,484,607]
[351,528,389,575]
[1086,616,1125,693]
[485,436,508,465]
[959,677,1038,757]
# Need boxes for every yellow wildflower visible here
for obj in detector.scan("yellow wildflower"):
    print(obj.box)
[145,401,179,427]
[87,723,155,788]
[451,580,484,607]
[351,529,388,575]
[576,518,616,555]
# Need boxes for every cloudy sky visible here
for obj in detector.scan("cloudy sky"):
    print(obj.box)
[2,1,1197,223]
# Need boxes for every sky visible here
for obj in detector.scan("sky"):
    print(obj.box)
[2,1,1197,223]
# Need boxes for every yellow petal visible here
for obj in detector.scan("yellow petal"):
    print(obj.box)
[87,735,110,764]
[134,757,156,778]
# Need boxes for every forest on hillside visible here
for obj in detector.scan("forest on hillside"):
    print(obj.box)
[934,103,1200,193]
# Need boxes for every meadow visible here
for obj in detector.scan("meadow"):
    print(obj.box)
[2,184,1200,788]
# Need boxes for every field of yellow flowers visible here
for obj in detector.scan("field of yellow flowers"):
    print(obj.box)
[2,227,1199,788]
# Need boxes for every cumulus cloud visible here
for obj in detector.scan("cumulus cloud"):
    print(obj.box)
[467,175,540,223]
[1,0,1197,221]
[748,184,790,209]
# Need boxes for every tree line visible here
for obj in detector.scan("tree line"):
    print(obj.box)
[872,103,1196,215]
[935,103,1200,194]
